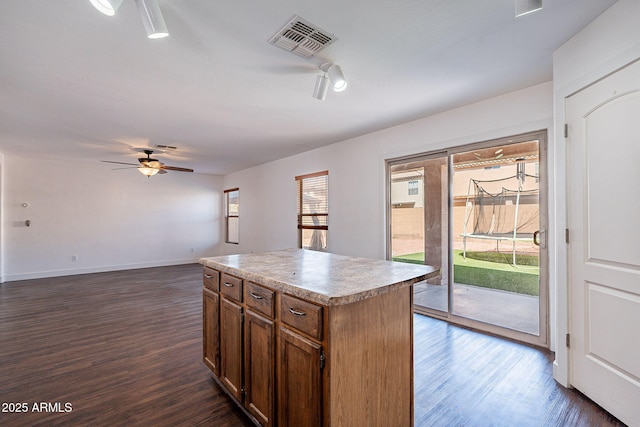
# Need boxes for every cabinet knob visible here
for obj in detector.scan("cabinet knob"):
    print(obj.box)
[223,282,234,287]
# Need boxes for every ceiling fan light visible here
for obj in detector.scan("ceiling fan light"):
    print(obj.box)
[89,0,124,16]
[312,74,330,100]
[135,0,169,39]
[138,166,160,177]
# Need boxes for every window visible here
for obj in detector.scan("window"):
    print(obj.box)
[296,171,328,252]
[408,180,419,195]
[225,188,239,244]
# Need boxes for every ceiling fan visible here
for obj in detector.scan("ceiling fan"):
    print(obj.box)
[102,149,194,177]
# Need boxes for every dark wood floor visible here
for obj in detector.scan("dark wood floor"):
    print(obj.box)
[0,264,624,426]
[413,314,624,426]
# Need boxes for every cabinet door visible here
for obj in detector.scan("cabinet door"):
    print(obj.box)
[278,327,322,427]
[244,311,275,427]
[203,288,220,376]
[220,296,243,401]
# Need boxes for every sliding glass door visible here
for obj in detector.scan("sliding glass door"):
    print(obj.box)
[389,153,449,314]
[387,131,548,346]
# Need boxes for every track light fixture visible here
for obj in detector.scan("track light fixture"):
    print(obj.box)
[313,63,347,100]
[312,74,330,100]
[89,0,169,39]
[89,0,124,16]
[515,0,542,17]
[135,0,169,39]
[321,63,348,92]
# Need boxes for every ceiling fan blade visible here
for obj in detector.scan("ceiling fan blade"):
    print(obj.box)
[157,169,168,174]
[102,160,139,166]
[161,165,194,172]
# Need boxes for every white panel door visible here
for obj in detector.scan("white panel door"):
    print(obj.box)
[566,59,640,427]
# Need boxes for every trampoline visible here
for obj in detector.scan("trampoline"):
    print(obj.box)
[461,173,539,266]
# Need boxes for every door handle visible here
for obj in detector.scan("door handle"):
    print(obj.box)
[533,229,546,248]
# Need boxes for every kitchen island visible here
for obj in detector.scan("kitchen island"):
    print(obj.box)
[200,249,438,427]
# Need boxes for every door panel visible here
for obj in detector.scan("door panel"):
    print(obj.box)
[245,310,275,427]
[566,58,640,427]
[220,296,243,401]
[203,288,220,376]
[586,283,640,378]
[451,140,542,337]
[389,154,449,314]
[586,94,640,267]
[278,327,322,427]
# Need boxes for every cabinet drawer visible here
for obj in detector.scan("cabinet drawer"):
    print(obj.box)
[280,294,323,340]
[220,273,243,302]
[245,281,275,319]
[203,267,220,292]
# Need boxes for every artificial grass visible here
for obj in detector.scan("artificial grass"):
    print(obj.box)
[392,252,425,265]
[464,250,539,266]
[393,250,540,296]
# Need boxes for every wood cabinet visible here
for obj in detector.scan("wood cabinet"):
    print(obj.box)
[244,280,276,426]
[277,291,324,426]
[203,273,279,427]
[220,296,244,401]
[245,310,275,426]
[202,267,220,376]
[203,269,410,427]
[278,326,322,427]
[201,249,436,427]
[203,288,220,376]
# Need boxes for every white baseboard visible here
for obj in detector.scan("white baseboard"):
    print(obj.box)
[3,258,201,283]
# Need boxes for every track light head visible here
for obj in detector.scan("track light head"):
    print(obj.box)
[89,0,124,16]
[135,0,169,38]
[312,74,330,100]
[321,63,348,92]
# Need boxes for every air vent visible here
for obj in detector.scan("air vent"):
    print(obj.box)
[269,16,336,58]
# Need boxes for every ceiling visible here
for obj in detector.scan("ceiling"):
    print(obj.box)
[0,0,617,176]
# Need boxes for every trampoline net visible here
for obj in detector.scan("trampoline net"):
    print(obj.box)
[468,176,539,238]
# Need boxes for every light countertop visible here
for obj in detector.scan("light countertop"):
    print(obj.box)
[199,248,438,306]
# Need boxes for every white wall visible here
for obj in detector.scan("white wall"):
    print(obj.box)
[223,83,553,351]
[552,0,640,387]
[3,154,223,281]
[222,81,553,256]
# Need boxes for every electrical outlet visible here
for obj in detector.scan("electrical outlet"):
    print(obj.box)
[72,255,78,261]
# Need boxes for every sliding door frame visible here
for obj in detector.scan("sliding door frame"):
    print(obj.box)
[386,130,549,348]
[387,151,450,316]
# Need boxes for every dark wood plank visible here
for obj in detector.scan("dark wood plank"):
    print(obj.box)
[414,314,626,426]
[0,264,252,427]
[0,264,625,426]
